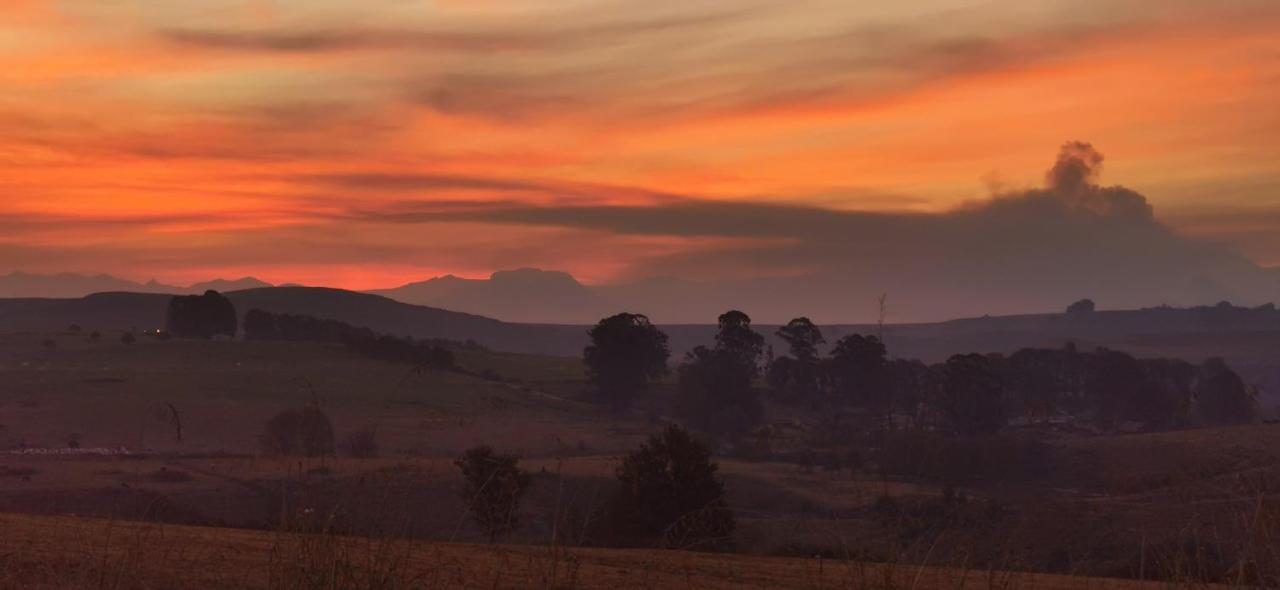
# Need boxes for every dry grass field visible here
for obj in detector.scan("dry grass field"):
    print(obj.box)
[0,512,1207,590]
[2,331,1279,586]
[0,331,625,457]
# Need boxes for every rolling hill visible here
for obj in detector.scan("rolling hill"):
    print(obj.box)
[1,287,1277,403]
[0,287,590,356]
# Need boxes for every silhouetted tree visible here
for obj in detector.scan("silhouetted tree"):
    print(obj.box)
[1004,348,1067,423]
[1135,358,1195,429]
[1196,358,1256,425]
[244,309,461,371]
[766,356,796,398]
[583,313,669,409]
[259,404,335,457]
[821,333,889,437]
[939,353,1006,436]
[1084,348,1146,428]
[866,340,1252,435]
[983,343,1256,433]
[609,425,734,547]
[885,358,932,430]
[714,310,765,376]
[776,317,824,364]
[344,332,457,370]
[242,308,277,339]
[677,345,761,439]
[166,290,237,339]
[1066,298,1096,314]
[676,311,767,438]
[828,333,887,406]
[455,446,531,542]
[773,317,825,403]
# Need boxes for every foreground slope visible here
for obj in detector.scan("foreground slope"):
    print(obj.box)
[0,513,1187,589]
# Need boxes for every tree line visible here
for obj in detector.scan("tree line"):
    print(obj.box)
[242,308,461,371]
[583,311,1259,439]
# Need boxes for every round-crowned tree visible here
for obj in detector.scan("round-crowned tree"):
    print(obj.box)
[165,290,237,339]
[1066,298,1096,314]
[583,313,669,410]
[939,353,1006,436]
[828,333,888,406]
[714,310,765,374]
[772,317,825,402]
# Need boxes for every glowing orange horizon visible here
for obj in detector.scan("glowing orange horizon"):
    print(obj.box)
[1,1,1278,287]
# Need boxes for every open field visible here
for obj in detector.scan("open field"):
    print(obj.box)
[0,512,1206,590]
[0,331,619,457]
[3,291,1276,410]
[2,331,1279,585]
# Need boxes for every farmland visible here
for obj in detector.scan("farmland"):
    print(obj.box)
[0,330,1278,586]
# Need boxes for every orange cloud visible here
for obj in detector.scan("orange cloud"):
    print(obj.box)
[0,1,1277,293]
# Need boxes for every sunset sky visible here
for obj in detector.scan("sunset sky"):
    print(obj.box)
[2,0,1279,292]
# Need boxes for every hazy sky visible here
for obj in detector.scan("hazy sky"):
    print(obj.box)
[2,0,1278,292]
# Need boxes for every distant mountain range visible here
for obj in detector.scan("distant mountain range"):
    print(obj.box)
[368,268,614,324]
[3,269,619,323]
[0,272,271,299]
[4,269,719,325]
[370,269,753,325]
[5,266,1279,326]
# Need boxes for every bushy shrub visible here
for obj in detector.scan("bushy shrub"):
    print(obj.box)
[260,405,336,457]
[455,446,531,542]
[606,425,734,549]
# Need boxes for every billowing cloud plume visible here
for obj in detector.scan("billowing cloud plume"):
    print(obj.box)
[1,1,1278,316]
[337,143,1277,322]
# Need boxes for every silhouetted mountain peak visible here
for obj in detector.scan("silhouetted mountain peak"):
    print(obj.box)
[0,272,171,298]
[488,268,584,291]
[490,267,577,281]
[0,272,275,298]
[369,267,609,323]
